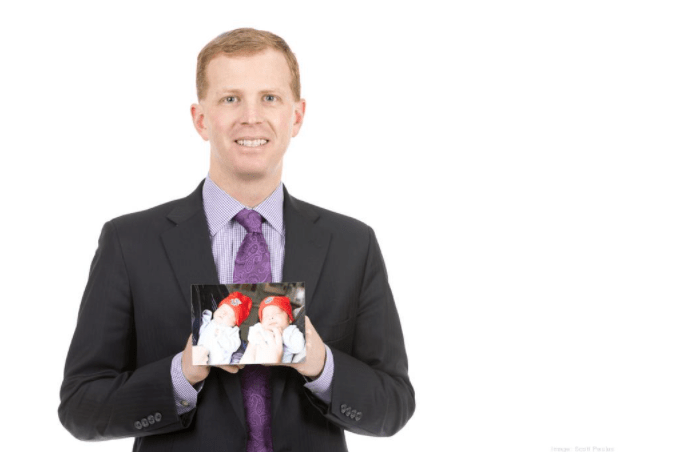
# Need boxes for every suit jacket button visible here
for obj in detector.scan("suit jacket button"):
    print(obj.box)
[141,418,149,428]
[340,404,348,414]
[344,407,352,417]
[155,412,162,422]
[147,415,155,425]
[355,411,362,421]
[350,409,356,419]
[134,421,142,430]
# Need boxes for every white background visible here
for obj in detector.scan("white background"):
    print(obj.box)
[1,1,678,451]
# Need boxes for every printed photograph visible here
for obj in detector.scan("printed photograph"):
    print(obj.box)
[191,282,306,365]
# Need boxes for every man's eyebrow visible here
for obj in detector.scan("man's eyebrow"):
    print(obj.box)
[216,88,242,95]
[216,88,284,95]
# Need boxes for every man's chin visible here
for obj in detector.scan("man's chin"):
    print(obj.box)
[228,166,277,181]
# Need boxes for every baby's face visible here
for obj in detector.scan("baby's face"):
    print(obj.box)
[261,305,291,331]
[213,304,237,326]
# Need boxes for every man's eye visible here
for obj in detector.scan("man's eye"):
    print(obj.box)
[264,95,276,102]
[223,96,237,103]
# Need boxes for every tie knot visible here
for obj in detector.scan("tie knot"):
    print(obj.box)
[234,208,264,233]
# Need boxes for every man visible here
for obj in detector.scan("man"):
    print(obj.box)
[59,28,415,452]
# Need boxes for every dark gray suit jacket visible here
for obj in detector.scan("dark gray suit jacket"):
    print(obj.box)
[59,181,415,452]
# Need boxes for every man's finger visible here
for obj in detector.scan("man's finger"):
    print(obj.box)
[216,364,240,374]
[304,316,320,340]
[184,334,193,362]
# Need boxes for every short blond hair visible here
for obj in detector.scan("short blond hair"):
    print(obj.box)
[196,28,301,101]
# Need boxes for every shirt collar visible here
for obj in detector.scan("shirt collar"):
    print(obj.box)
[202,173,285,237]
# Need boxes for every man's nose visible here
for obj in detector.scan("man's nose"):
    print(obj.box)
[241,100,263,125]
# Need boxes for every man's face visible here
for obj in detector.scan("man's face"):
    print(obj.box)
[192,49,305,184]
[213,304,237,326]
[261,305,291,331]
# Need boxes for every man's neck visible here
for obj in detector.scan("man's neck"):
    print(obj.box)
[208,170,281,208]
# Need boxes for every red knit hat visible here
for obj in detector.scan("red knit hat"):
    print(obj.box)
[218,292,253,326]
[258,296,294,323]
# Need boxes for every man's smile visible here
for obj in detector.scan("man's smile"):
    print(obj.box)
[235,138,269,147]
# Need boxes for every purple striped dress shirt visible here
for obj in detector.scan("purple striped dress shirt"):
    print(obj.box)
[171,174,334,414]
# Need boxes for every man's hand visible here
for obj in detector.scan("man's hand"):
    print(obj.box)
[182,335,210,385]
[193,345,209,365]
[215,363,242,374]
[288,317,326,379]
[181,335,240,385]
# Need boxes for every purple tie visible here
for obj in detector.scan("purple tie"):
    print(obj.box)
[233,208,273,452]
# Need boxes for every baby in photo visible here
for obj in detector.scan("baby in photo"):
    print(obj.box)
[241,296,306,364]
[194,292,252,365]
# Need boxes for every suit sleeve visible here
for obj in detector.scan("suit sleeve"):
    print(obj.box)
[59,221,194,440]
[311,227,415,436]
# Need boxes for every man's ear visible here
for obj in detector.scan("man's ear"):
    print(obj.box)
[291,99,306,137]
[191,103,209,141]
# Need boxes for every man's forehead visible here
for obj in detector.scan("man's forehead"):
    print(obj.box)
[204,50,293,92]
[207,49,287,72]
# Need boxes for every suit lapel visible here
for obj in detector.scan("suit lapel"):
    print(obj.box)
[161,182,219,305]
[272,187,331,417]
[281,187,331,308]
[161,180,246,430]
